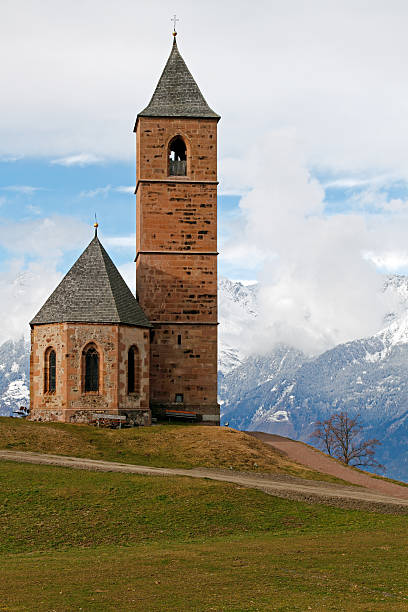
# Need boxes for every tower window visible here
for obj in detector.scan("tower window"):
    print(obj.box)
[128,345,140,394]
[177,334,182,345]
[168,136,187,176]
[44,348,56,393]
[175,393,184,403]
[83,345,99,393]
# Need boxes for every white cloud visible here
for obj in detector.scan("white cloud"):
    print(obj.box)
[116,186,134,194]
[323,175,394,190]
[0,155,23,163]
[104,235,135,248]
[218,157,254,196]
[118,261,135,293]
[0,215,90,258]
[237,279,258,286]
[79,185,135,197]
[0,215,90,345]
[51,153,104,167]
[363,251,408,273]
[1,186,43,195]
[80,185,111,198]
[346,187,408,214]
[0,0,407,184]
[223,130,408,356]
[25,204,42,215]
[0,260,62,344]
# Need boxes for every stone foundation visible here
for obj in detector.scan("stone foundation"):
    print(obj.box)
[29,408,151,427]
[121,410,151,426]
[29,409,64,423]
[68,409,151,426]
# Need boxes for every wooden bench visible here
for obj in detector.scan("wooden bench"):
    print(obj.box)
[165,409,198,422]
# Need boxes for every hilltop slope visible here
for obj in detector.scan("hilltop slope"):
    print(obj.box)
[0,418,339,482]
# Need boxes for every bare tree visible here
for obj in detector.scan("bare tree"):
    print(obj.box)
[311,412,384,471]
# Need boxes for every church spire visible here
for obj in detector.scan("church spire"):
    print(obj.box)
[136,35,219,123]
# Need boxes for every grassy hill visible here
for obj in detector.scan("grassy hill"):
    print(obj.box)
[1,418,407,609]
[0,417,345,482]
[0,459,407,611]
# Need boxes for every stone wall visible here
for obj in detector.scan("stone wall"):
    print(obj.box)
[136,253,217,323]
[135,116,219,422]
[65,322,117,416]
[149,323,218,412]
[136,182,217,254]
[30,323,67,416]
[136,117,217,183]
[30,322,150,424]
[117,326,150,412]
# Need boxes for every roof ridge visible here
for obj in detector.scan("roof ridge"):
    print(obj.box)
[93,237,121,320]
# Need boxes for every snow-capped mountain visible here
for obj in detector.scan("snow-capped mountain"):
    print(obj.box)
[219,276,408,481]
[0,338,30,416]
[218,278,258,374]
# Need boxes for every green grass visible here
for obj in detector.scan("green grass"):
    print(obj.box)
[0,417,349,483]
[1,460,408,610]
[2,534,408,611]
[0,461,404,555]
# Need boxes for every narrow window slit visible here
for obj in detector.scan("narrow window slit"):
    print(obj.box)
[83,346,99,392]
[128,346,140,394]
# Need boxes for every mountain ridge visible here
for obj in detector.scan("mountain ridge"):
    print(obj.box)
[219,275,408,480]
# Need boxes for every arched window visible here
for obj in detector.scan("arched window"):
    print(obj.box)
[44,348,56,393]
[83,345,99,393]
[168,136,187,176]
[127,345,140,394]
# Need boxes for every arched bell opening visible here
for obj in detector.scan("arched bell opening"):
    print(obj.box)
[168,135,187,176]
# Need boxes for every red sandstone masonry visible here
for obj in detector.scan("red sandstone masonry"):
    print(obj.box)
[135,116,219,421]
[136,118,217,182]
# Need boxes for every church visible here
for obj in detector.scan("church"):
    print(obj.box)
[29,32,220,426]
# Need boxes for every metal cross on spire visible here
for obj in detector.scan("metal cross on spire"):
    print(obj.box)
[171,14,179,36]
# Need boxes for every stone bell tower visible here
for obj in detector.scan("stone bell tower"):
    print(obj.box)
[134,32,220,424]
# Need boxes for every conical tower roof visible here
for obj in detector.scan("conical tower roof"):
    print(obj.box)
[30,235,151,327]
[137,37,219,121]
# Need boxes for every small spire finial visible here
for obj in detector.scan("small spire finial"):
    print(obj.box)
[171,14,179,37]
[94,213,98,237]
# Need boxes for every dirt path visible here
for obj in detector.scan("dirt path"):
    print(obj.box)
[1,449,408,513]
[248,431,408,501]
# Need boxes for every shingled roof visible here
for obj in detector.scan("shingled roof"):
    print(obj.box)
[30,235,151,327]
[137,37,219,121]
